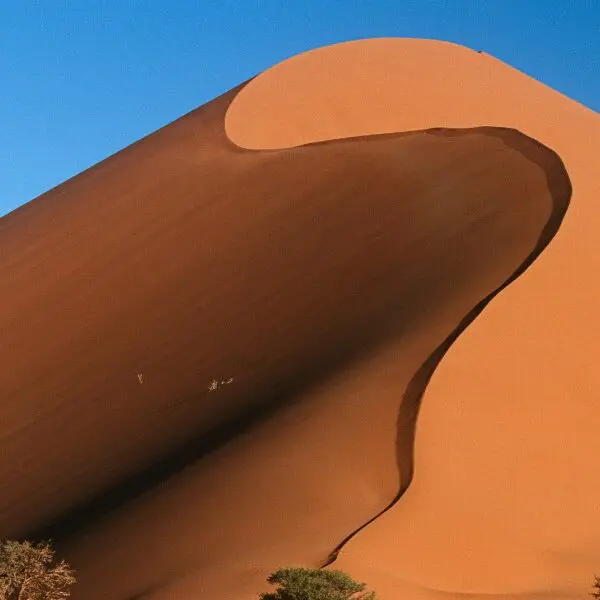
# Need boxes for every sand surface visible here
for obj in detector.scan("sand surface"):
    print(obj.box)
[227,38,600,599]
[1,38,598,600]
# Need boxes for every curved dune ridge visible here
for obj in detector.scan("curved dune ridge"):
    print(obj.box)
[224,38,600,599]
[0,37,596,600]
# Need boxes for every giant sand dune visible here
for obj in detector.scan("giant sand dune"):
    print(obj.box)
[1,38,599,600]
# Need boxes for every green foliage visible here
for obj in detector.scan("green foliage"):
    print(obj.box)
[260,566,376,600]
[0,540,76,600]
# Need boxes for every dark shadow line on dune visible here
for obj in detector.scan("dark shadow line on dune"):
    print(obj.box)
[27,395,283,542]
[27,321,403,545]
[321,133,572,567]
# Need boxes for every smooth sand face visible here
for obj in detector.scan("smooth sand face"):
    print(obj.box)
[226,38,599,150]
[1,37,597,600]
[225,38,600,598]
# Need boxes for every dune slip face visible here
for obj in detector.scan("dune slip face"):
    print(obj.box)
[1,37,597,600]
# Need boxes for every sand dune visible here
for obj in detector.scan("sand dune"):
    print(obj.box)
[227,38,600,599]
[1,37,597,600]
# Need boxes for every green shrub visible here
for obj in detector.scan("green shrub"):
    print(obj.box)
[260,566,376,600]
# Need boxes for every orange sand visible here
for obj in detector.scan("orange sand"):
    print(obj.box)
[227,38,600,599]
[0,38,598,600]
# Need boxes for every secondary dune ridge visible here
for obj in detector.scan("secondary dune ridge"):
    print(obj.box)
[1,37,597,600]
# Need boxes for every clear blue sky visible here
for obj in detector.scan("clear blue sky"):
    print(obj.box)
[1,1,598,216]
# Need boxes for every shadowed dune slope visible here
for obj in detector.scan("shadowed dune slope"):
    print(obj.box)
[0,37,594,600]
[224,38,600,600]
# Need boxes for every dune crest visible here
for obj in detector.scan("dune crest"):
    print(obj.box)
[225,37,598,150]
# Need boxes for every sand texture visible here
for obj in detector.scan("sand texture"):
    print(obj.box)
[1,38,599,600]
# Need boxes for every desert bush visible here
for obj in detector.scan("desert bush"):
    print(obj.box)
[592,575,600,600]
[0,539,76,600]
[259,566,376,600]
